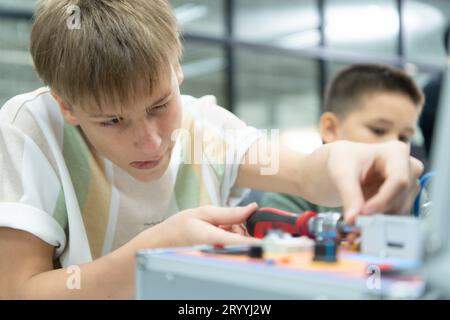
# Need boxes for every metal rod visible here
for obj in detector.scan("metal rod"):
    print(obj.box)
[0,7,33,20]
[183,33,443,74]
[397,0,406,60]
[317,0,327,113]
[224,0,236,113]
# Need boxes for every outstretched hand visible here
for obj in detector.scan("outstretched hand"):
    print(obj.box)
[327,140,423,224]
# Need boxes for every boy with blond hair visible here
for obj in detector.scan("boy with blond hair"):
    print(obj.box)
[0,1,421,299]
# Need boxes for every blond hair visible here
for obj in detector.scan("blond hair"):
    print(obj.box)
[30,0,182,113]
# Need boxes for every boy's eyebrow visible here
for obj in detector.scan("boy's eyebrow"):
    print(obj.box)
[370,118,394,126]
[369,118,415,134]
[89,91,172,118]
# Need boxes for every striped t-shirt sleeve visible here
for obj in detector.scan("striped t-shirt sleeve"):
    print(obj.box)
[0,123,66,257]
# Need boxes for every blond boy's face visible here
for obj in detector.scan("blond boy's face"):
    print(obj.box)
[57,65,184,182]
[321,92,420,145]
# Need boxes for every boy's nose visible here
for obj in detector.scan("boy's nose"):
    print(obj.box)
[134,120,162,151]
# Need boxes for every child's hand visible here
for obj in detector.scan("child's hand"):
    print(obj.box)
[151,203,259,248]
[327,140,423,224]
[218,223,250,237]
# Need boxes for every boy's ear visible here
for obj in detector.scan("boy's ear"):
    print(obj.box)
[319,112,339,143]
[175,62,184,86]
[51,93,80,126]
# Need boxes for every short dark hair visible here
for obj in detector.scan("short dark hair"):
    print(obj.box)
[324,64,424,118]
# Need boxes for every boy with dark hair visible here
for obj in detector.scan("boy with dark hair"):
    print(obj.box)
[261,64,424,214]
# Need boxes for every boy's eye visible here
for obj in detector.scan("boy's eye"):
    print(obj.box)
[399,135,410,143]
[369,127,387,136]
[100,118,122,127]
[148,102,169,114]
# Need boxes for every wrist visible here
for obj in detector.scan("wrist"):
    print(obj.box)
[300,143,340,206]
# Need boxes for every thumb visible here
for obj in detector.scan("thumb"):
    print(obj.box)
[335,175,365,225]
[197,203,258,226]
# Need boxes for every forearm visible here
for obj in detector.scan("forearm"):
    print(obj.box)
[236,141,306,195]
[16,228,162,300]
[298,144,341,207]
[236,140,341,207]
[4,205,259,300]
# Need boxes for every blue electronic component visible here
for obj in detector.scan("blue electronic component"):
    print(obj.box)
[413,171,435,218]
[313,231,338,263]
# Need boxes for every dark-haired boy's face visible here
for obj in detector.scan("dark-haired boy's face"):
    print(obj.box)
[320,92,420,145]
[58,65,184,182]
